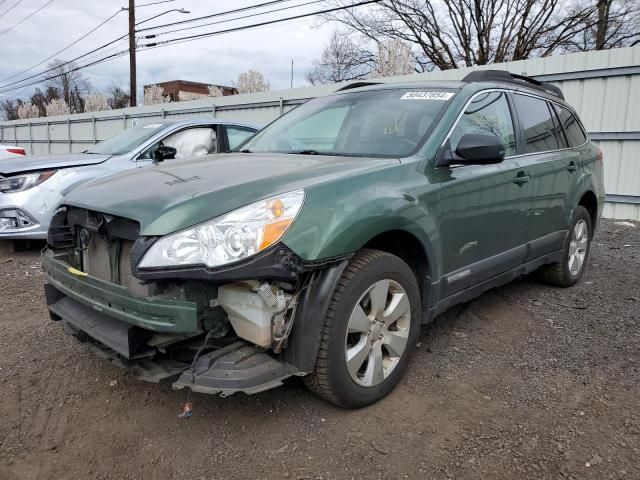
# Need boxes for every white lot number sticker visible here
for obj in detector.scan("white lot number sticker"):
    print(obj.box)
[143,123,163,129]
[401,91,455,100]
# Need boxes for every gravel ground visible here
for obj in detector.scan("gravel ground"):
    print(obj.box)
[0,218,638,480]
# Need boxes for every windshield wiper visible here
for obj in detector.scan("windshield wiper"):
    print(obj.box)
[238,149,252,153]
[291,149,321,155]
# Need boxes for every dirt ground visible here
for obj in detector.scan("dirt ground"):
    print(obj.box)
[0,219,638,480]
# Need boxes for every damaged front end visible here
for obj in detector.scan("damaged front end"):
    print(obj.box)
[43,206,348,397]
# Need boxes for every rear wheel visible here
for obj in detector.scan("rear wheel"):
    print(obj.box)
[538,205,592,287]
[303,249,421,408]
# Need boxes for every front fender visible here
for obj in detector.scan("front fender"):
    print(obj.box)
[282,181,439,275]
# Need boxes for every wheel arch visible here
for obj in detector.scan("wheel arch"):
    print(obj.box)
[578,190,598,231]
[362,229,433,304]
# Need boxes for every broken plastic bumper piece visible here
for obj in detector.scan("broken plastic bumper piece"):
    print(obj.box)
[172,343,300,397]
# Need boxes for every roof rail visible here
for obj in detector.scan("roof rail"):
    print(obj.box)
[334,81,382,92]
[462,70,564,100]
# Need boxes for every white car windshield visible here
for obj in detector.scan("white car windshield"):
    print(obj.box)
[85,124,167,155]
[240,88,456,157]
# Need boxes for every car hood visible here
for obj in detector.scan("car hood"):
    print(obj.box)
[65,152,397,236]
[0,153,112,176]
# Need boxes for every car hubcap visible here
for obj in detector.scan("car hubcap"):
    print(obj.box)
[568,219,588,276]
[345,279,411,387]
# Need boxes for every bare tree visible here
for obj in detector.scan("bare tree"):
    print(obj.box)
[83,93,110,112]
[0,99,19,121]
[45,60,91,113]
[306,30,373,84]
[17,102,40,119]
[143,85,171,105]
[236,69,270,94]
[105,85,130,110]
[325,0,595,70]
[572,0,640,50]
[30,86,60,117]
[45,98,70,117]
[370,38,415,78]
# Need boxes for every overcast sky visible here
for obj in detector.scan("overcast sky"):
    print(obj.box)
[0,0,341,103]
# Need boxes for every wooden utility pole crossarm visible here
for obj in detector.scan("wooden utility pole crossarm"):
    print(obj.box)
[129,0,137,107]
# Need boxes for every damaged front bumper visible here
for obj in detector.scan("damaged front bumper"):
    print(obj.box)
[43,249,200,334]
[43,249,304,395]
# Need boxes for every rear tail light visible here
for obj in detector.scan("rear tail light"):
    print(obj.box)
[7,148,25,155]
[596,148,603,162]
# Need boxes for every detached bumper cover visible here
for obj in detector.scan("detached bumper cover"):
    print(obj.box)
[172,343,300,396]
[42,250,200,333]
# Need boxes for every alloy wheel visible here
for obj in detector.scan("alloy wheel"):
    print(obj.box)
[344,279,411,387]
[568,219,588,276]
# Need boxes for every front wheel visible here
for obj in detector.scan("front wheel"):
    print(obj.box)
[538,205,593,287]
[303,249,421,408]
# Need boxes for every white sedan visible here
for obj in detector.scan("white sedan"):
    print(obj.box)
[0,144,26,159]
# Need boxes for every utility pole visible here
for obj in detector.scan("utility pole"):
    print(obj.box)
[128,0,137,107]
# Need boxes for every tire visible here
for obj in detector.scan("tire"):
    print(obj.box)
[303,249,421,408]
[538,205,593,287]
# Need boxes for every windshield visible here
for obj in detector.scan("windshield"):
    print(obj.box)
[85,123,168,155]
[240,88,456,157]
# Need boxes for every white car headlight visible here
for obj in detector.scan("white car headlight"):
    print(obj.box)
[139,190,305,269]
[0,170,57,193]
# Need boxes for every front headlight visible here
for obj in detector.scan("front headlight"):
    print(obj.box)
[0,170,57,193]
[139,190,305,269]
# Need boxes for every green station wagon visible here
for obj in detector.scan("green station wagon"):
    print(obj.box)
[43,70,604,408]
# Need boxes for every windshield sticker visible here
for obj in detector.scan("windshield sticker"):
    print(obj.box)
[401,91,455,101]
[143,123,163,129]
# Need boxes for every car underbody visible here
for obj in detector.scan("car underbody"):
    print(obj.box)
[43,206,350,397]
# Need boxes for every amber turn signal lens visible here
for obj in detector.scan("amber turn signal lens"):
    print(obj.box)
[260,218,293,250]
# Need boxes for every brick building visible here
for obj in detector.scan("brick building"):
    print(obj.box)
[147,80,238,102]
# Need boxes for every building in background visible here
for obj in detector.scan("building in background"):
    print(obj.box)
[147,80,237,101]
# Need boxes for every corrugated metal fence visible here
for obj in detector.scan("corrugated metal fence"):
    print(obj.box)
[1,47,639,219]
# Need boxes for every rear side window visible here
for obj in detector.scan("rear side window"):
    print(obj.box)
[226,126,256,150]
[513,94,561,153]
[449,91,516,156]
[553,104,587,147]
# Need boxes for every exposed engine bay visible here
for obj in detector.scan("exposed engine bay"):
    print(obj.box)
[43,206,347,397]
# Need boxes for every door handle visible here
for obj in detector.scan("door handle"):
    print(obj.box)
[513,172,530,186]
[567,161,578,173]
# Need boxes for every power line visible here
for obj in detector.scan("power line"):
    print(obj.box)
[0,0,25,19]
[0,1,290,89]
[0,49,130,94]
[136,0,175,6]
[0,0,56,37]
[136,0,295,33]
[0,34,127,89]
[0,4,186,90]
[141,0,326,39]
[140,0,381,48]
[0,0,379,95]
[0,9,123,83]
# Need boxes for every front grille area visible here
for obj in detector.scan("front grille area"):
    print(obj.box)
[48,207,148,297]
[82,235,150,298]
[84,234,111,282]
[119,240,150,298]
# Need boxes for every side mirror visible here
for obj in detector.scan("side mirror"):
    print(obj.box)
[437,134,505,167]
[153,144,177,162]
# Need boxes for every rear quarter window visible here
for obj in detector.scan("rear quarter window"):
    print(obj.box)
[553,104,587,147]
[512,94,561,153]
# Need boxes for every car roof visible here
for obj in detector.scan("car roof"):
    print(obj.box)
[333,80,465,94]
[152,118,261,129]
[330,78,574,111]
